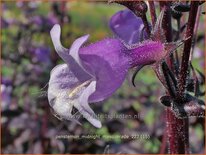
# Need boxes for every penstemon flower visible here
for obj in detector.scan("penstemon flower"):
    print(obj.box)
[48,9,181,128]
[109,9,149,44]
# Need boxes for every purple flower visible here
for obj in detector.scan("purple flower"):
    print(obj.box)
[48,10,177,128]
[31,15,59,30]
[48,25,130,128]
[109,9,148,44]
[28,46,51,63]
[1,78,12,111]
[34,46,50,62]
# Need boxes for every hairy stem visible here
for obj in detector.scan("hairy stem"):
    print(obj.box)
[141,13,151,36]
[159,1,192,154]
[174,18,180,76]
[148,1,157,28]
[190,4,201,60]
[162,62,176,98]
[166,109,189,154]
[159,1,175,71]
[168,3,199,153]
[178,2,199,99]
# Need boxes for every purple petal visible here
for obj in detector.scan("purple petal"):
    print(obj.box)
[51,24,130,103]
[48,64,83,118]
[49,24,131,127]
[74,80,102,128]
[69,33,90,73]
[109,9,147,44]
[50,24,68,56]
[79,39,130,102]
[50,24,91,81]
[48,64,101,127]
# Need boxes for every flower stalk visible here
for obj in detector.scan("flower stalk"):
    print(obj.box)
[141,13,151,36]
[161,1,199,154]
[159,1,175,71]
[178,1,199,99]
[148,1,157,28]
[166,109,190,154]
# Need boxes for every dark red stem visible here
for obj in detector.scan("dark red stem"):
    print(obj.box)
[166,109,189,154]
[159,2,172,42]
[191,5,201,58]
[159,1,175,70]
[178,2,199,99]
[141,14,151,36]
[159,1,194,154]
[148,1,157,28]
[167,3,199,153]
